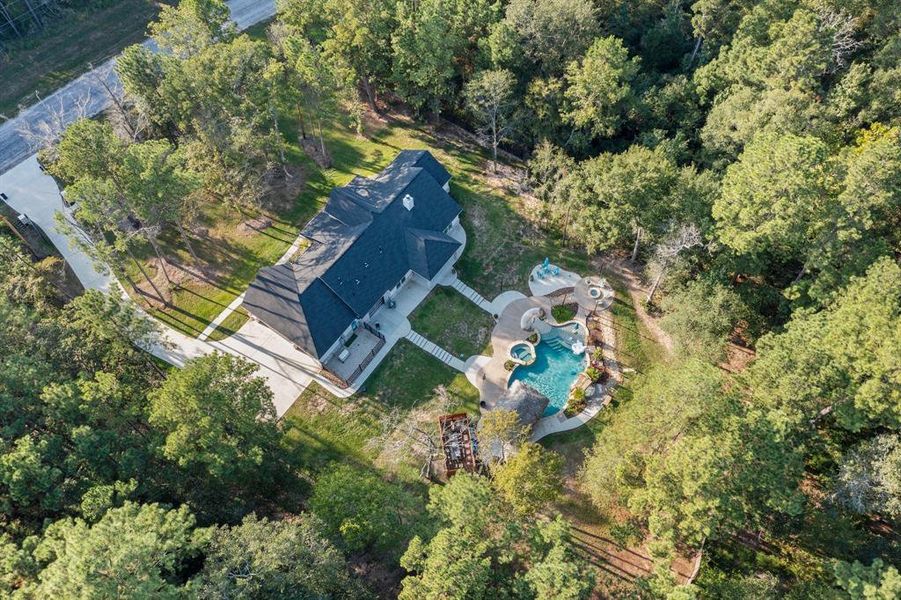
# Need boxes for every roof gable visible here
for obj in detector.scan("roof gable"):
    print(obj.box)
[245,150,461,359]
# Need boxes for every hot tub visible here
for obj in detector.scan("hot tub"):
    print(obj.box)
[510,342,535,363]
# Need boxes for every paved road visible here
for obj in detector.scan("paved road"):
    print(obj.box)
[0,0,276,176]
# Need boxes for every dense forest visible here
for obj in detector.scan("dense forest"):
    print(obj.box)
[1,0,899,597]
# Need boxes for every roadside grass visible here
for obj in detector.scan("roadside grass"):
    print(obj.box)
[206,306,250,342]
[0,0,161,118]
[282,339,479,478]
[408,287,494,358]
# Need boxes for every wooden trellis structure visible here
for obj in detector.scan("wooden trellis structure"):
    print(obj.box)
[438,413,480,476]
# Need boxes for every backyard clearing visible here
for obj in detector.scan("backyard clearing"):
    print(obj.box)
[122,107,594,339]
[283,339,479,478]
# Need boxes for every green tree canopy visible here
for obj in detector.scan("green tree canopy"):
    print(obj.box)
[309,464,424,556]
[464,69,517,171]
[501,0,599,73]
[568,145,680,255]
[714,131,833,264]
[563,36,641,138]
[147,353,285,518]
[660,278,754,360]
[149,0,236,58]
[29,502,197,599]
[582,359,804,552]
[491,442,563,516]
[746,257,901,431]
[190,513,365,599]
[834,558,901,600]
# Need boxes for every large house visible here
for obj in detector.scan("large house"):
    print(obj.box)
[244,150,463,387]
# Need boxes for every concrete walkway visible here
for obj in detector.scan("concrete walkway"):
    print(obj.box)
[0,156,315,416]
[198,291,246,340]
[198,227,308,340]
[528,264,581,296]
[0,0,276,176]
[405,331,467,372]
[444,273,493,314]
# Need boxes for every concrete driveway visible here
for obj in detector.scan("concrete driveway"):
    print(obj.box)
[0,155,314,417]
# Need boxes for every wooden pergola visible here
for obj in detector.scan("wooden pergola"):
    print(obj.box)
[438,413,479,476]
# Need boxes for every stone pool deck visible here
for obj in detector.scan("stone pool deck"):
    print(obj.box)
[466,265,619,441]
[470,295,556,410]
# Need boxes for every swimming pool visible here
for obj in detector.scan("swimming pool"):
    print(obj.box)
[508,336,586,417]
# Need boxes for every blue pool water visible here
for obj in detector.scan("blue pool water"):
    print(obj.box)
[508,338,586,416]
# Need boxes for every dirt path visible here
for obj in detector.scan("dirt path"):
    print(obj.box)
[596,255,674,354]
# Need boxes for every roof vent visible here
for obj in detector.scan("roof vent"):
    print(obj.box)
[402,194,414,211]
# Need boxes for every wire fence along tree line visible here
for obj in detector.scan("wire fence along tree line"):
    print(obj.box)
[0,0,107,46]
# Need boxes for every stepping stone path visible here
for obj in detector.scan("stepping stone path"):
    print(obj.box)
[450,277,493,313]
[405,331,467,372]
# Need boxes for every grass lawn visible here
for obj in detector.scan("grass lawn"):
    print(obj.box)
[408,287,494,358]
[283,339,479,479]
[451,179,591,300]
[551,303,577,323]
[206,306,250,342]
[0,0,162,118]
[126,102,595,337]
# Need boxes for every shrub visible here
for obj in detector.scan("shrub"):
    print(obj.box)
[504,360,517,371]
[527,332,539,344]
[609,520,643,547]
[586,366,602,382]
[565,387,588,417]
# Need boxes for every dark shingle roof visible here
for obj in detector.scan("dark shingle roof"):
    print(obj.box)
[405,229,461,279]
[245,151,461,359]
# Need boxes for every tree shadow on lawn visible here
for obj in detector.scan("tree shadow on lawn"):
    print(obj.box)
[326,133,390,176]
